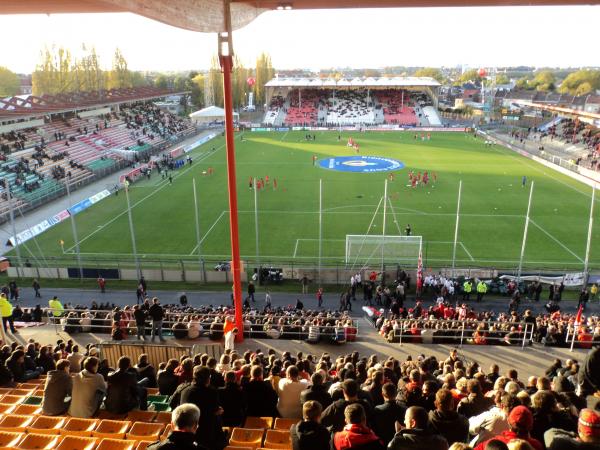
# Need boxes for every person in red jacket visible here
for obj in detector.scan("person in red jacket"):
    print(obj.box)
[334,403,384,450]
[475,405,543,450]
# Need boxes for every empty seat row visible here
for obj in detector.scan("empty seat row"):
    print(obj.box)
[229,428,291,450]
[0,432,155,450]
[243,417,296,431]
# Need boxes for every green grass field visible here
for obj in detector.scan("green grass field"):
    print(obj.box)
[14,130,600,271]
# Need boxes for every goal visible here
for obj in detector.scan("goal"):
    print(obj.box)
[345,234,422,267]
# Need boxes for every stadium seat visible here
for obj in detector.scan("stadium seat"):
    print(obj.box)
[96,411,127,420]
[23,397,43,406]
[126,411,156,423]
[135,441,155,450]
[9,390,34,397]
[273,418,296,430]
[55,436,97,450]
[0,431,22,449]
[229,428,265,450]
[0,395,25,405]
[0,414,34,432]
[244,417,273,429]
[160,425,171,440]
[0,389,13,396]
[12,404,41,415]
[92,420,132,439]
[263,430,291,450]
[145,388,159,396]
[95,438,136,450]
[60,418,98,437]
[224,447,254,450]
[17,384,41,390]
[27,416,66,434]
[16,432,60,450]
[0,404,15,415]
[154,412,171,424]
[126,422,164,441]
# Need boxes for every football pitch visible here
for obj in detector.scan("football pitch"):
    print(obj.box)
[14,130,600,271]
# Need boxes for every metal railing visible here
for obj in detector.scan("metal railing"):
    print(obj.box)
[382,318,534,350]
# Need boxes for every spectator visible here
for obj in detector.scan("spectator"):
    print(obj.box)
[149,297,166,343]
[42,359,72,416]
[301,371,333,410]
[0,293,16,334]
[388,406,449,450]
[243,365,278,418]
[67,345,84,373]
[530,390,576,445]
[36,346,56,374]
[322,379,374,433]
[544,408,600,450]
[458,380,494,418]
[470,392,518,445]
[69,356,107,418]
[292,400,330,450]
[6,350,39,381]
[157,359,180,396]
[278,365,309,418]
[105,356,147,414]
[148,403,208,450]
[218,371,246,427]
[474,406,543,450]
[134,305,147,340]
[429,388,470,446]
[333,403,385,450]
[180,366,226,450]
[372,382,406,445]
[135,353,157,387]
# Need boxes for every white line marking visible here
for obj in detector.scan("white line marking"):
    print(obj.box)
[189,210,227,255]
[65,144,223,253]
[280,131,289,141]
[460,242,475,261]
[293,239,300,258]
[529,218,584,263]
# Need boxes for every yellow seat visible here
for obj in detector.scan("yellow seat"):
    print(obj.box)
[55,436,98,450]
[263,430,291,450]
[27,416,66,435]
[0,414,34,432]
[0,404,15,415]
[0,431,22,448]
[60,418,98,437]
[229,428,265,450]
[0,395,25,405]
[17,384,41,390]
[95,438,136,450]
[126,423,164,441]
[135,441,155,450]
[12,405,41,416]
[243,417,273,429]
[16,433,60,450]
[32,391,44,398]
[0,389,13,397]
[8,390,34,397]
[273,418,296,431]
[154,413,171,425]
[225,447,254,450]
[92,420,132,439]
[96,411,127,420]
[160,425,171,440]
[126,411,156,423]
[146,388,159,396]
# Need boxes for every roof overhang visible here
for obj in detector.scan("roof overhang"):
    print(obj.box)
[265,76,442,88]
[2,0,598,32]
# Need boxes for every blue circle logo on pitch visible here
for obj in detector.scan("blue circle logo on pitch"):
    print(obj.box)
[319,156,404,173]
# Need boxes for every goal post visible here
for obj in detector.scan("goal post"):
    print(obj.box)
[345,234,422,267]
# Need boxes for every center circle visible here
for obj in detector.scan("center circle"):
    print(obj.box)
[318,155,404,173]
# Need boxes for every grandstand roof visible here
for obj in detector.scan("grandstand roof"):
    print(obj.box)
[3,0,597,33]
[265,76,441,88]
[0,87,186,119]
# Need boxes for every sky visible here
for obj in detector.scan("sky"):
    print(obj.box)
[0,5,598,74]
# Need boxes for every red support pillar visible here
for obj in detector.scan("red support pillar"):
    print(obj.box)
[219,52,244,342]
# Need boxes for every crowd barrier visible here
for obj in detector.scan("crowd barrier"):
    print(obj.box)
[385,319,534,350]
[43,308,359,341]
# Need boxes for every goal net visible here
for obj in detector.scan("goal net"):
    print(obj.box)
[345,235,422,267]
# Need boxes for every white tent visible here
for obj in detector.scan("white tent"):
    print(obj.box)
[189,105,238,123]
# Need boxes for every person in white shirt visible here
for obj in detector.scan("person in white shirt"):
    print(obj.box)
[187,316,201,339]
[67,345,84,373]
[469,391,515,446]
[79,313,92,332]
[265,292,272,309]
[277,365,308,418]
[68,356,107,418]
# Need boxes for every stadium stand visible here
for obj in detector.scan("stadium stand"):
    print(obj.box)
[0,329,595,450]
